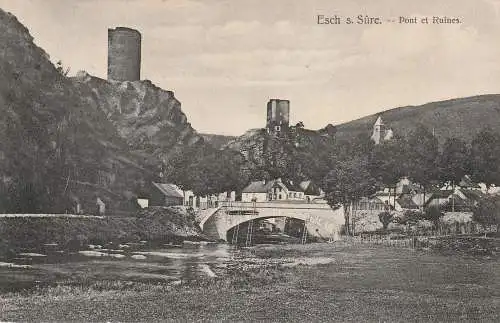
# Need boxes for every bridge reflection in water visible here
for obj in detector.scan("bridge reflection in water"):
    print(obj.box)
[200,201,345,244]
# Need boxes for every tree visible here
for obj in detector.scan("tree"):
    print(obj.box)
[470,128,500,187]
[323,154,378,236]
[378,211,394,230]
[439,138,469,184]
[438,137,470,211]
[473,195,500,236]
[423,205,444,230]
[370,135,409,186]
[369,135,409,209]
[406,125,439,206]
[56,60,70,76]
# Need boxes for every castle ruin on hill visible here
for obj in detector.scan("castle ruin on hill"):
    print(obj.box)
[266,99,290,136]
[107,27,142,81]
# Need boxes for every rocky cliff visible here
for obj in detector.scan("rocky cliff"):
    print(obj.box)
[224,127,336,183]
[72,73,203,165]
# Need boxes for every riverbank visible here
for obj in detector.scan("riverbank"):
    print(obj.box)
[348,234,500,258]
[0,206,206,258]
[1,243,498,322]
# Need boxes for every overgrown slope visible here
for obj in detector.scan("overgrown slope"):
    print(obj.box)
[0,9,154,213]
[335,95,500,144]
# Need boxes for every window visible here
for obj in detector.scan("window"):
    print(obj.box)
[275,125,281,132]
[279,194,282,200]
[294,192,297,198]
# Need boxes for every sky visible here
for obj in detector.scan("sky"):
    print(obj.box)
[1,0,500,135]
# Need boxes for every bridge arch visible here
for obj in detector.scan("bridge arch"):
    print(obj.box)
[225,215,328,243]
[201,201,344,242]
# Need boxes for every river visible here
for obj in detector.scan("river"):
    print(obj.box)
[1,241,499,321]
[0,241,238,292]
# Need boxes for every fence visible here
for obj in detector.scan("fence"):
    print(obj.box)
[349,234,438,249]
[395,221,491,237]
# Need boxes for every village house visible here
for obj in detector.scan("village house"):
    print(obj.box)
[139,182,235,210]
[424,187,486,212]
[299,180,325,202]
[370,177,424,211]
[183,190,236,209]
[149,182,184,207]
[241,178,322,202]
[356,196,388,211]
[439,175,482,191]
[241,180,274,202]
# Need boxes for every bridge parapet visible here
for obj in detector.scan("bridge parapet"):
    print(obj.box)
[219,201,332,210]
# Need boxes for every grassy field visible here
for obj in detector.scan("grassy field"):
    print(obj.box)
[1,243,498,322]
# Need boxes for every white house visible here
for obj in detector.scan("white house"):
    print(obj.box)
[299,180,324,202]
[241,178,314,202]
[139,182,235,210]
[241,180,274,202]
[183,189,236,209]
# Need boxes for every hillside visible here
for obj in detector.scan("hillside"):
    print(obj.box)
[72,72,204,165]
[0,8,218,213]
[334,95,500,144]
[200,133,236,149]
[0,8,161,213]
[224,127,336,183]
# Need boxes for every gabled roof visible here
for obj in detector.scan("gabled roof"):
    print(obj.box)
[459,175,481,189]
[460,189,486,201]
[300,180,322,195]
[400,183,423,194]
[397,195,419,209]
[279,179,303,192]
[152,182,184,198]
[299,180,311,191]
[242,180,274,193]
[431,190,454,199]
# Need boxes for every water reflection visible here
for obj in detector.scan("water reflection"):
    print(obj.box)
[0,242,236,292]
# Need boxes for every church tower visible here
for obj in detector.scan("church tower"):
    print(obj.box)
[371,116,393,144]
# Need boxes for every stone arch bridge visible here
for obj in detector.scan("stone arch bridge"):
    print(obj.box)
[199,201,345,242]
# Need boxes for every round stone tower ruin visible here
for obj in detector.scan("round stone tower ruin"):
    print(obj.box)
[266,99,290,135]
[107,27,141,81]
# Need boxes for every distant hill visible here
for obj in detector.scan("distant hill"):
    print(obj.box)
[334,95,500,144]
[200,133,237,149]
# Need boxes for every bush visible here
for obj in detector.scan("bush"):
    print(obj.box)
[423,205,444,229]
[378,211,394,230]
[473,195,500,235]
[395,210,423,227]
